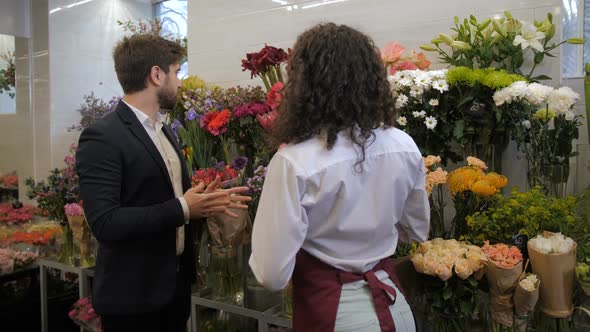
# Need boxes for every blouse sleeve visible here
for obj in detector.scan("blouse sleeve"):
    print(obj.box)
[396,155,430,244]
[249,153,309,291]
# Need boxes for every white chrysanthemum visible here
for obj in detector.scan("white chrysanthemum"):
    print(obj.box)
[548,86,579,115]
[415,71,432,88]
[508,81,528,99]
[428,69,448,80]
[425,116,438,130]
[521,120,531,129]
[410,85,424,98]
[397,116,407,126]
[399,76,413,87]
[493,88,512,106]
[525,82,553,106]
[429,99,439,106]
[395,94,409,109]
[412,110,427,118]
[432,79,449,92]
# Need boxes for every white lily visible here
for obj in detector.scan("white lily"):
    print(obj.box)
[513,23,545,52]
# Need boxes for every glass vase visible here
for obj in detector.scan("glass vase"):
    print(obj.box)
[542,163,570,198]
[208,244,244,304]
[58,223,75,265]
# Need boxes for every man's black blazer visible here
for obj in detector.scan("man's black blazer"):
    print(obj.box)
[76,101,196,315]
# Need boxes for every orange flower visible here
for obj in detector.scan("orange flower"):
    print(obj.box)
[471,179,497,197]
[482,241,523,268]
[485,172,508,189]
[411,51,431,70]
[205,109,231,136]
[447,166,484,196]
[381,41,406,65]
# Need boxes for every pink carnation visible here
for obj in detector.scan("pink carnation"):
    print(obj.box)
[64,203,84,217]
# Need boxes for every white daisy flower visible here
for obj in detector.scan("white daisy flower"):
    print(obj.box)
[425,116,438,129]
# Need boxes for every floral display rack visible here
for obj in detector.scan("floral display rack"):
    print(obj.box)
[38,258,95,332]
[190,289,292,332]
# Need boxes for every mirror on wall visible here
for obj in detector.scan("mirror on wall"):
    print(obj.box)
[0,34,15,115]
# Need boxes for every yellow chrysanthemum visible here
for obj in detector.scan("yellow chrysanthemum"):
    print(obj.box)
[485,172,508,189]
[447,166,484,195]
[180,75,207,92]
[471,179,498,197]
[533,108,556,121]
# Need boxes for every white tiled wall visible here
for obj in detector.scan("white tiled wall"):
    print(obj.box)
[188,0,590,193]
[48,0,152,168]
[187,0,562,87]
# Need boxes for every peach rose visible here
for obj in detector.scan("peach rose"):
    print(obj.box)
[466,156,488,170]
[424,155,442,168]
[411,253,425,273]
[423,253,439,276]
[435,263,453,281]
[454,258,473,280]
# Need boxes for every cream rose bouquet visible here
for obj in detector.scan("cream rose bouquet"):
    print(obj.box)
[411,238,488,332]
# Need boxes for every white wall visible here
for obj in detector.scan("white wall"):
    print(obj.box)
[187,0,590,194]
[0,0,31,38]
[48,0,152,169]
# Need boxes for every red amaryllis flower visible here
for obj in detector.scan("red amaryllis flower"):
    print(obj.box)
[241,44,288,78]
[256,110,278,132]
[266,82,284,111]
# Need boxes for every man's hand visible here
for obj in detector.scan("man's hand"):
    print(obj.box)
[183,176,252,218]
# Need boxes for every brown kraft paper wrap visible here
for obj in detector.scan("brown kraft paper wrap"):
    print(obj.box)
[207,208,252,250]
[67,215,92,259]
[486,260,523,327]
[528,240,577,318]
[513,275,540,332]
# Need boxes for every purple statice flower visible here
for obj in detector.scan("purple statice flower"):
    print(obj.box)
[246,165,267,194]
[185,109,197,121]
[214,161,226,171]
[69,93,120,132]
[230,156,248,171]
[204,98,213,110]
[183,101,191,109]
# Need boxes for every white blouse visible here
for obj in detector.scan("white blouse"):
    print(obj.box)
[249,127,430,290]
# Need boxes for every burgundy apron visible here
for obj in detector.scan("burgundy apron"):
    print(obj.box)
[292,250,413,332]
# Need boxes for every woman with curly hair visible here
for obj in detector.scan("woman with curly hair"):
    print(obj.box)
[249,23,429,332]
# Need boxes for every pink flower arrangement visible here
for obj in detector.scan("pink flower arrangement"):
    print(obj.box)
[381,41,431,75]
[256,110,278,132]
[0,203,38,225]
[64,202,84,217]
[0,248,38,274]
[69,297,102,332]
[232,102,270,117]
[481,241,523,268]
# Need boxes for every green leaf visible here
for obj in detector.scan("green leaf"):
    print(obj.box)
[443,287,453,300]
[454,120,465,139]
[534,52,545,64]
[530,75,552,81]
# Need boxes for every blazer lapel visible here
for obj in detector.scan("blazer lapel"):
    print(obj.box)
[162,124,192,192]
[116,102,174,194]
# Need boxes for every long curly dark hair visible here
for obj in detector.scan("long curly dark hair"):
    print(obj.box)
[272,23,396,170]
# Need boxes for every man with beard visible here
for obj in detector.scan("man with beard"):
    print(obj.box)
[76,35,251,332]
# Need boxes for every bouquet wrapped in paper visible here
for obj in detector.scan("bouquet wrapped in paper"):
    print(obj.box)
[514,273,540,332]
[411,238,488,332]
[576,262,590,296]
[482,241,523,330]
[65,202,94,267]
[528,232,576,318]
